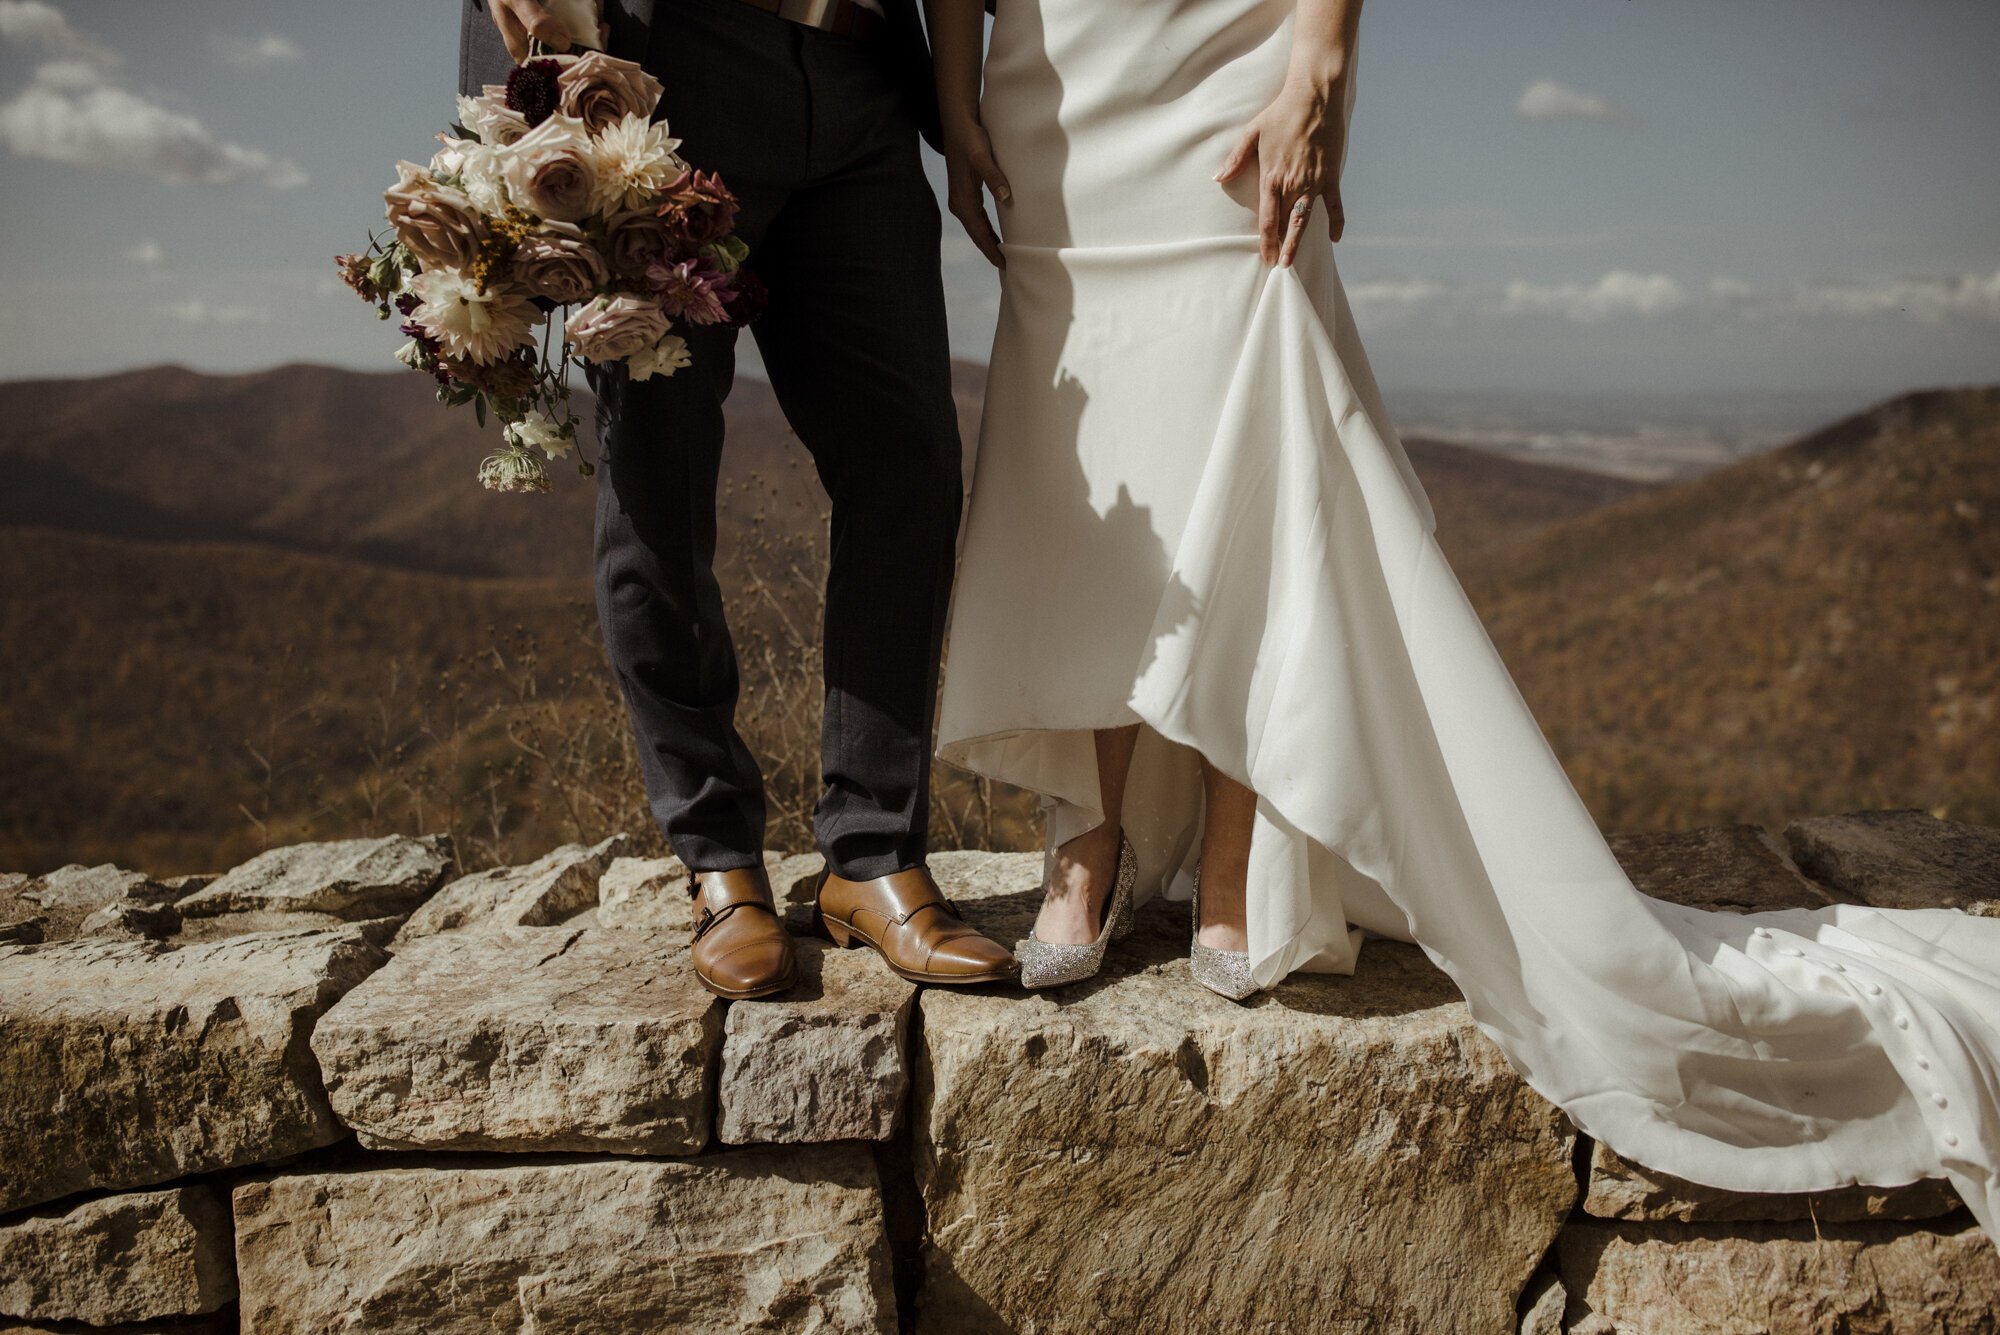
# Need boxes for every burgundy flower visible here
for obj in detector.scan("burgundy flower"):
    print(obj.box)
[442,348,539,400]
[719,268,768,327]
[505,58,565,129]
[646,256,730,326]
[658,168,739,248]
[394,292,421,317]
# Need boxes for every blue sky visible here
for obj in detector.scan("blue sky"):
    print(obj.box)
[1,0,1995,400]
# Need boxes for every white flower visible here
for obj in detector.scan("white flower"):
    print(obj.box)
[411,267,540,365]
[458,88,530,146]
[504,409,573,460]
[628,333,692,382]
[478,445,552,494]
[394,339,426,371]
[590,112,685,215]
[452,139,511,215]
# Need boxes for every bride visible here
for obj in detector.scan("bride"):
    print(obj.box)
[923,0,2000,1240]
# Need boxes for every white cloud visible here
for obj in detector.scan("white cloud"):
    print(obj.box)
[1345,268,2000,327]
[123,239,163,264]
[158,298,272,325]
[1777,269,2000,324]
[211,33,302,68]
[0,0,116,65]
[1501,270,1686,321]
[1515,79,1633,124]
[0,59,307,187]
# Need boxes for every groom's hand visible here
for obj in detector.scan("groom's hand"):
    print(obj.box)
[486,0,576,64]
[944,121,1012,270]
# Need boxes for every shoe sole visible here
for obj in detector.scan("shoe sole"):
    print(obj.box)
[820,912,1019,986]
[695,965,799,1001]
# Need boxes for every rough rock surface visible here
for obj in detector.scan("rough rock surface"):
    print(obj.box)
[594,854,689,930]
[232,1148,895,1334]
[76,900,180,940]
[1583,1138,1963,1223]
[1558,1214,2000,1334]
[177,834,450,922]
[1786,808,2000,914]
[718,938,916,1144]
[915,851,1578,1335]
[6,865,177,945]
[17,864,174,911]
[394,835,627,942]
[0,1186,235,1324]
[0,1318,233,1334]
[0,925,388,1214]
[1605,824,1836,912]
[1518,1270,1566,1335]
[313,926,720,1154]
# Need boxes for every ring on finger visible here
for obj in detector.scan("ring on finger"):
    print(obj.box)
[1289,196,1314,222]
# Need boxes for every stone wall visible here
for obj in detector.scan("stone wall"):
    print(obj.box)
[1,812,1995,1334]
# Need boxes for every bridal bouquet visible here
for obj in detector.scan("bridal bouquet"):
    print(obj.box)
[336,43,764,493]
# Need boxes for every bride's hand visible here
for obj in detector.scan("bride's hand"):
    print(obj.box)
[944,119,1012,270]
[1214,77,1349,267]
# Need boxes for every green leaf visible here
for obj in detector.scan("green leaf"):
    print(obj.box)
[474,395,487,428]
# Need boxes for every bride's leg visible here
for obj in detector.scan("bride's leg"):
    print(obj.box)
[1034,723,1142,945]
[1196,760,1252,952]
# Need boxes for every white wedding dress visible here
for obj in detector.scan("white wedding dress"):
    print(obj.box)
[933,0,2000,1242]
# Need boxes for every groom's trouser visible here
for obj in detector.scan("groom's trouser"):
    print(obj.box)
[590,0,963,879]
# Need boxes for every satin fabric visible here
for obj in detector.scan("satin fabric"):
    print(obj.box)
[933,0,2000,1241]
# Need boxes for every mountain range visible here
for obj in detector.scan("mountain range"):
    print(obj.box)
[1,363,1991,873]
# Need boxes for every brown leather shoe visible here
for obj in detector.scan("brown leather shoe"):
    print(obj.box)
[816,864,1018,985]
[689,865,797,1000]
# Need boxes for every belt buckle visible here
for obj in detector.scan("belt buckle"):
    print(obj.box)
[773,0,881,38]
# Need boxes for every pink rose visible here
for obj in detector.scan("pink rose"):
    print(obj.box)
[500,114,599,223]
[565,293,672,363]
[557,51,663,135]
[383,161,488,271]
[512,221,608,304]
[602,205,676,278]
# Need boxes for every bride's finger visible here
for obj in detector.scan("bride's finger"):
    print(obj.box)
[1257,174,1287,265]
[1277,194,1311,268]
[1324,180,1346,244]
[1214,125,1258,184]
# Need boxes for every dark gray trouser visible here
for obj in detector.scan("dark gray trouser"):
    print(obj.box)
[580,0,963,878]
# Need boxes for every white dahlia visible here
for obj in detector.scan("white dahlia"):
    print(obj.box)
[590,112,685,216]
[628,333,692,382]
[411,268,539,365]
[504,409,573,460]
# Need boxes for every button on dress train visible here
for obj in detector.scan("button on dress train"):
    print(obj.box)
[932,0,2000,1242]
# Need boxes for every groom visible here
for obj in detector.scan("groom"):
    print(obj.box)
[461,0,1017,995]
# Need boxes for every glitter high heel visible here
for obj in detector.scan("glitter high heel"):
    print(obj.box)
[1189,859,1258,1001]
[1018,830,1138,989]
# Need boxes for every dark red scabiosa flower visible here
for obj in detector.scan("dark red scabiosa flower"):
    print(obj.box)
[658,168,740,248]
[394,292,421,317]
[505,58,565,128]
[719,268,768,327]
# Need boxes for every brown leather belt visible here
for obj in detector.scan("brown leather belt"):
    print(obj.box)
[737,0,885,40]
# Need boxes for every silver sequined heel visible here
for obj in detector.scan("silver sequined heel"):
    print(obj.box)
[1189,859,1258,1001]
[1018,831,1138,990]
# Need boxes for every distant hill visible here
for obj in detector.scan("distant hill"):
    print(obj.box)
[4,363,1989,874]
[1470,385,2000,831]
[0,361,1626,579]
